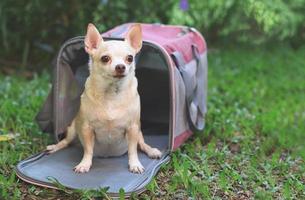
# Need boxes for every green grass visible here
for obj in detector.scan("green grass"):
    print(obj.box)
[0,46,304,199]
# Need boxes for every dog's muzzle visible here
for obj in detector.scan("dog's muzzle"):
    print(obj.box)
[114,64,126,78]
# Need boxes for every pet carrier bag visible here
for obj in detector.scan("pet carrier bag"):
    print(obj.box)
[16,23,208,197]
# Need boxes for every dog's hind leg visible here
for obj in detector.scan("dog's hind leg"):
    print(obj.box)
[138,131,162,159]
[46,121,76,154]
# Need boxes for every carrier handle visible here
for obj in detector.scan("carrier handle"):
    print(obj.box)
[171,47,205,132]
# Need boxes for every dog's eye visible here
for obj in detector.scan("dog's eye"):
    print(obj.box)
[126,55,133,63]
[101,55,110,63]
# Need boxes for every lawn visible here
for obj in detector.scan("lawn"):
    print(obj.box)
[0,46,304,199]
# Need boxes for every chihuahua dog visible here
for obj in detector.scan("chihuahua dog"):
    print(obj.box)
[46,23,162,174]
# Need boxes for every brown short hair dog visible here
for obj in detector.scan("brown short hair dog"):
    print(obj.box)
[46,23,162,173]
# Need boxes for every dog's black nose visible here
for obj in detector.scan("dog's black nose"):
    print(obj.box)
[115,64,126,74]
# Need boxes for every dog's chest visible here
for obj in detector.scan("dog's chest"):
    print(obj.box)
[87,98,132,136]
[89,104,132,157]
[89,101,132,130]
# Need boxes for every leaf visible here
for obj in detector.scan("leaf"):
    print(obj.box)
[0,134,15,142]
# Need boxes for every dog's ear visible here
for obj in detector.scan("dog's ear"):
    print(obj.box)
[125,24,142,53]
[84,23,103,54]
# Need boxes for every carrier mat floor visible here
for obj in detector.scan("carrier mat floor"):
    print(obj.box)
[16,134,169,195]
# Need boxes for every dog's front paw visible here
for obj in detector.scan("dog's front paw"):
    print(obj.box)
[46,144,58,154]
[129,160,145,174]
[74,161,92,173]
[147,148,162,159]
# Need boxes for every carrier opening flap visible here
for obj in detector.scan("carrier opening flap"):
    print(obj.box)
[16,134,169,196]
